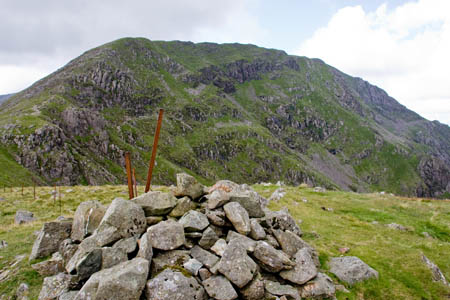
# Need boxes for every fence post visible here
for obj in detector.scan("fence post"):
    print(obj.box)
[145,108,164,193]
[125,152,134,200]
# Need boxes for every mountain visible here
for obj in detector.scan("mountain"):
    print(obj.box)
[0,93,13,104]
[0,38,449,197]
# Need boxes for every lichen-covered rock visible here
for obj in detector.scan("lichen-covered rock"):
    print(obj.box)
[226,231,257,252]
[240,276,265,300]
[206,190,231,210]
[101,247,127,269]
[184,258,203,276]
[136,231,153,261]
[249,219,266,240]
[32,252,64,276]
[30,221,72,261]
[147,220,185,250]
[422,254,449,285]
[253,241,295,272]
[113,236,137,254]
[205,209,228,227]
[280,247,318,284]
[179,210,209,232]
[217,239,257,288]
[300,272,336,299]
[264,208,302,236]
[174,173,205,200]
[38,272,72,300]
[264,280,300,300]
[170,196,196,217]
[223,202,251,235]
[71,200,106,242]
[94,198,146,246]
[203,275,238,300]
[329,256,378,286]
[15,210,35,225]
[191,245,219,269]
[75,248,102,280]
[229,194,265,218]
[59,239,79,267]
[132,191,177,216]
[272,229,310,258]
[211,239,228,256]
[75,257,149,300]
[199,226,219,249]
[151,250,190,275]
[145,268,206,300]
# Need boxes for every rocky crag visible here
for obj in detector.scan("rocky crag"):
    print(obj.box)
[30,173,378,300]
[0,38,449,197]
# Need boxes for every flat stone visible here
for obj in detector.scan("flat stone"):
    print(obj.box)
[147,220,185,250]
[184,258,203,276]
[132,191,177,216]
[179,210,209,232]
[300,272,336,299]
[223,202,251,235]
[203,275,238,300]
[264,280,300,300]
[15,210,35,225]
[199,226,219,249]
[280,247,318,284]
[174,173,205,200]
[75,257,149,300]
[32,252,64,276]
[113,236,137,254]
[226,231,256,252]
[30,221,72,261]
[170,196,196,217]
[191,245,219,269]
[217,239,257,288]
[71,200,106,242]
[229,194,265,218]
[329,256,378,286]
[101,247,127,269]
[253,241,295,272]
[249,219,266,240]
[145,268,206,300]
[272,229,310,257]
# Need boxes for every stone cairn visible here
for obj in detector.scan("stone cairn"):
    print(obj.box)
[32,173,340,300]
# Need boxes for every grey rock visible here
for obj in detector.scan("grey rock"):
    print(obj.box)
[71,200,106,242]
[191,245,219,269]
[265,208,302,236]
[264,280,300,300]
[147,220,185,250]
[253,241,294,272]
[101,247,127,269]
[206,190,231,210]
[30,221,72,261]
[329,256,379,286]
[185,232,203,238]
[32,252,65,276]
[422,254,449,285]
[75,257,149,300]
[38,272,72,300]
[387,223,408,231]
[300,272,336,299]
[183,258,203,275]
[174,173,205,200]
[58,291,78,300]
[15,210,35,225]
[75,248,102,280]
[268,188,286,202]
[145,268,206,300]
[132,191,177,216]
[151,250,190,275]
[205,209,228,227]
[280,247,318,284]
[223,202,251,235]
[0,240,7,249]
[113,236,137,254]
[170,196,196,217]
[58,239,78,266]
[179,210,209,232]
[249,219,266,240]
[94,198,146,247]
[211,239,228,256]
[203,275,238,300]
[226,231,257,252]
[240,276,265,300]
[16,282,29,300]
[136,232,153,261]
[199,268,212,281]
[229,194,265,218]
[265,234,280,248]
[199,226,219,249]
[146,216,163,226]
[272,229,310,257]
[217,239,257,288]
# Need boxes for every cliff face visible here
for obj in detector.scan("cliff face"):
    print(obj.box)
[0,38,449,198]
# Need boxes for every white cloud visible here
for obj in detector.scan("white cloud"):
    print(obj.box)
[297,0,450,125]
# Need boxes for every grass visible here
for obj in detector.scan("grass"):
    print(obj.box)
[1,184,449,299]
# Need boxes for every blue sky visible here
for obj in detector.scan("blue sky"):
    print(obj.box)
[0,0,449,124]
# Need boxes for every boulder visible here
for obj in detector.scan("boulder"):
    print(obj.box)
[179,210,209,232]
[71,200,106,242]
[217,239,257,288]
[249,219,266,240]
[145,268,206,300]
[229,194,265,218]
[272,229,310,257]
[264,208,302,236]
[32,252,65,276]
[113,236,137,254]
[223,202,251,235]
[264,280,300,300]
[136,232,153,261]
[132,191,177,216]
[59,239,79,266]
[38,272,72,300]
[226,231,256,252]
[174,173,205,200]
[329,256,379,286]
[30,221,72,260]
[203,275,238,300]
[15,210,35,225]
[191,245,219,269]
[240,276,265,300]
[75,248,102,280]
[206,190,231,210]
[16,282,30,300]
[170,196,196,217]
[300,272,336,299]
[205,209,228,227]
[253,241,295,272]
[75,257,149,300]
[147,220,185,250]
[101,247,127,269]
[94,198,146,246]
[422,254,449,285]
[199,226,219,249]
[280,247,318,284]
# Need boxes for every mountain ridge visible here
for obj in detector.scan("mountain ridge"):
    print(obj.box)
[0,37,449,198]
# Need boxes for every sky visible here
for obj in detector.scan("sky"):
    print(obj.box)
[0,0,449,125]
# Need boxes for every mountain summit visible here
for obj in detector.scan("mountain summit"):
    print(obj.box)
[0,38,449,197]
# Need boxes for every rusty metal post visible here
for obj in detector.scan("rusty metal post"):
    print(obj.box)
[125,152,134,200]
[132,168,138,197]
[145,109,164,193]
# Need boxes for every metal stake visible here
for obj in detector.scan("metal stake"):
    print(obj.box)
[145,109,164,193]
[125,152,134,200]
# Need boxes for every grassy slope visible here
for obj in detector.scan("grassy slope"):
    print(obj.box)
[0,185,449,299]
